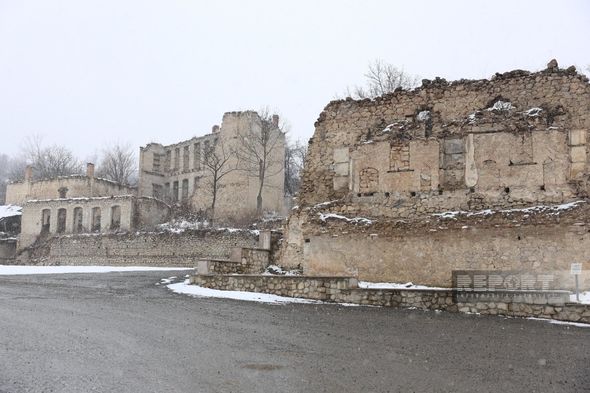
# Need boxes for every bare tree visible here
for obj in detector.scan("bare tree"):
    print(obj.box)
[202,139,237,224]
[284,139,307,197]
[347,59,419,99]
[234,110,285,216]
[0,154,9,204]
[96,143,137,186]
[22,135,82,179]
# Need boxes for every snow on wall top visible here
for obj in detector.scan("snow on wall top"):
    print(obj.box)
[0,205,22,219]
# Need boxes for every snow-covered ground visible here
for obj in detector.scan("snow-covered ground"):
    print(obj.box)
[358,281,448,290]
[167,280,322,304]
[0,265,193,275]
[527,317,590,328]
[570,291,590,304]
[0,205,22,219]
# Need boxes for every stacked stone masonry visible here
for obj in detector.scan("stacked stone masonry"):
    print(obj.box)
[20,229,259,267]
[190,273,589,324]
[281,62,590,287]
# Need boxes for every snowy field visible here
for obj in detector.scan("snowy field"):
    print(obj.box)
[0,265,193,275]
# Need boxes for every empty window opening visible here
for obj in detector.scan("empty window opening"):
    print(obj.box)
[58,187,68,198]
[172,181,179,202]
[73,207,83,233]
[91,207,101,232]
[165,150,171,171]
[183,146,190,171]
[41,209,51,233]
[410,191,417,197]
[152,153,161,172]
[504,187,510,194]
[110,205,121,230]
[174,148,180,170]
[57,208,67,233]
[152,184,163,200]
[181,179,189,200]
[193,143,201,170]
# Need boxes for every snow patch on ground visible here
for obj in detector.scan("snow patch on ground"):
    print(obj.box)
[358,281,448,290]
[167,280,322,304]
[527,317,590,328]
[0,205,22,219]
[318,213,373,225]
[570,291,590,304]
[0,265,193,275]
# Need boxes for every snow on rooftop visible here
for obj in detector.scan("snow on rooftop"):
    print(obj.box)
[0,205,22,219]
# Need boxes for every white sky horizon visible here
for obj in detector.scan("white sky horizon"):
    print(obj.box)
[0,0,588,160]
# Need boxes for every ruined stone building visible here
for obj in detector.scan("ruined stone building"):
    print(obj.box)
[18,195,169,249]
[5,163,136,205]
[138,111,286,221]
[282,61,590,289]
[4,163,168,249]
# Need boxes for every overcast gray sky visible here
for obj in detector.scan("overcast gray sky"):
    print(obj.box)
[0,0,588,159]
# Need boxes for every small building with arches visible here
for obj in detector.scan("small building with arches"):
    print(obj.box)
[19,195,169,249]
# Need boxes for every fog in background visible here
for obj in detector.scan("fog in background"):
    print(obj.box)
[0,0,588,159]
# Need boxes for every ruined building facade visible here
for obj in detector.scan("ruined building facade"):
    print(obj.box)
[283,61,590,289]
[5,163,136,205]
[138,111,286,221]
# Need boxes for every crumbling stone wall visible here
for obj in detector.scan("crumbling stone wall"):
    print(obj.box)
[283,62,590,287]
[6,164,136,206]
[21,229,259,266]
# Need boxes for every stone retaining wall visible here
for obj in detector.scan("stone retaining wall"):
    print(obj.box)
[20,230,259,267]
[190,273,590,324]
[190,274,357,300]
[200,248,270,275]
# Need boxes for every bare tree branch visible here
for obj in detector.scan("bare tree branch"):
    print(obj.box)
[345,59,419,99]
[201,138,238,224]
[96,143,138,186]
[233,109,285,216]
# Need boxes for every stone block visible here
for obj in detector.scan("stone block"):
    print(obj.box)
[333,147,350,163]
[334,162,349,176]
[333,176,349,191]
[444,139,464,154]
[569,129,586,146]
[570,145,586,163]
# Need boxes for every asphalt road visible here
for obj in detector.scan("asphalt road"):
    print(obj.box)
[0,271,588,393]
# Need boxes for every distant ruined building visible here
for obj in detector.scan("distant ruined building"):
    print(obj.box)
[282,60,590,289]
[138,111,287,221]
